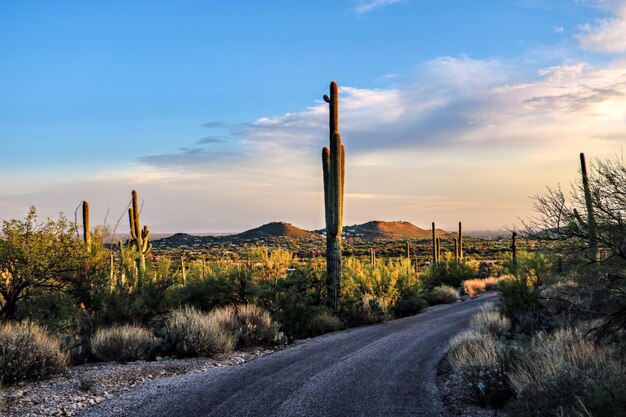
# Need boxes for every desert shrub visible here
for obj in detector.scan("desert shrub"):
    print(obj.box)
[470,303,511,337]
[165,306,235,357]
[342,294,390,326]
[0,321,68,384]
[308,310,344,336]
[91,324,154,363]
[427,285,460,305]
[463,276,505,297]
[448,329,511,406]
[217,304,279,347]
[422,255,479,289]
[393,295,428,318]
[508,328,626,417]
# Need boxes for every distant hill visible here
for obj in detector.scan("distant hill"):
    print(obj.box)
[343,221,447,240]
[235,222,319,240]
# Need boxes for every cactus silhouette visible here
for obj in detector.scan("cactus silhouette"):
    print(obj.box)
[579,153,598,262]
[82,200,91,251]
[128,190,152,275]
[511,231,517,261]
[458,221,463,260]
[322,81,345,313]
[431,222,438,264]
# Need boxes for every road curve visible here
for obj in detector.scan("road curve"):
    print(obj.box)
[82,293,496,417]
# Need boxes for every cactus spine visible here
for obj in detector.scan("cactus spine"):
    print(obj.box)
[322,81,345,314]
[128,190,151,275]
[432,222,438,264]
[82,200,91,251]
[580,153,597,262]
[458,221,463,260]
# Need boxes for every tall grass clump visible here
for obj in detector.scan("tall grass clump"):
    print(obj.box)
[165,306,235,357]
[212,304,280,347]
[0,321,68,384]
[470,303,511,337]
[91,324,155,363]
[448,329,510,406]
[507,328,626,417]
[463,276,508,297]
[428,285,460,305]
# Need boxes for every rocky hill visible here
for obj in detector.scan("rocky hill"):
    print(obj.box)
[343,221,447,240]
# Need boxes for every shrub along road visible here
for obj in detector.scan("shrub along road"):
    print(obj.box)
[82,294,497,417]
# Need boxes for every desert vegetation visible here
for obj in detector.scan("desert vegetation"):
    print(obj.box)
[446,153,626,416]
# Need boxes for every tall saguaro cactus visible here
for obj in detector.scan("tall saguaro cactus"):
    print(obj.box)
[458,221,463,260]
[322,81,345,313]
[579,153,598,262]
[128,190,151,274]
[82,200,91,251]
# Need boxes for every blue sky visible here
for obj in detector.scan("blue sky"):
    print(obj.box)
[1,0,625,231]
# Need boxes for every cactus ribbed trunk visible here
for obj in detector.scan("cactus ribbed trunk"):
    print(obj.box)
[458,221,463,260]
[370,248,375,266]
[454,238,458,260]
[432,222,438,264]
[128,190,151,276]
[82,200,91,251]
[437,237,441,260]
[406,241,411,261]
[580,153,597,262]
[322,81,345,314]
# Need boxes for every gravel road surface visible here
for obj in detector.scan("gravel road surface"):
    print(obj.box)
[82,293,496,417]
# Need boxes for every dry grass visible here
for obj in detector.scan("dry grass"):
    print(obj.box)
[463,276,511,297]
[429,285,460,305]
[508,327,626,417]
[448,329,500,369]
[166,306,235,357]
[231,304,277,347]
[309,311,344,336]
[470,303,511,337]
[0,321,68,384]
[91,324,155,363]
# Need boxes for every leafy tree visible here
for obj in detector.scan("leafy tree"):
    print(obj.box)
[0,208,83,320]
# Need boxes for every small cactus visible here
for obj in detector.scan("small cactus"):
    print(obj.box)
[128,190,152,274]
[454,238,459,260]
[511,231,517,261]
[432,222,438,264]
[82,200,91,251]
[458,221,463,260]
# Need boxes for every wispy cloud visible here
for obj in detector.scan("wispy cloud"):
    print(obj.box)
[355,0,402,14]
[576,3,626,53]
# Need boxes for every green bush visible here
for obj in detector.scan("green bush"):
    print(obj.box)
[507,328,626,417]
[0,321,68,384]
[427,285,460,305]
[422,255,479,289]
[165,306,235,357]
[309,310,344,336]
[393,295,428,318]
[91,324,154,363]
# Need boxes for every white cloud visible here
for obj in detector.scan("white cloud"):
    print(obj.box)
[355,0,402,14]
[576,3,626,53]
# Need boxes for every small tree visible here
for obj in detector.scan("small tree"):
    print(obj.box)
[0,208,83,320]
[521,154,626,337]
